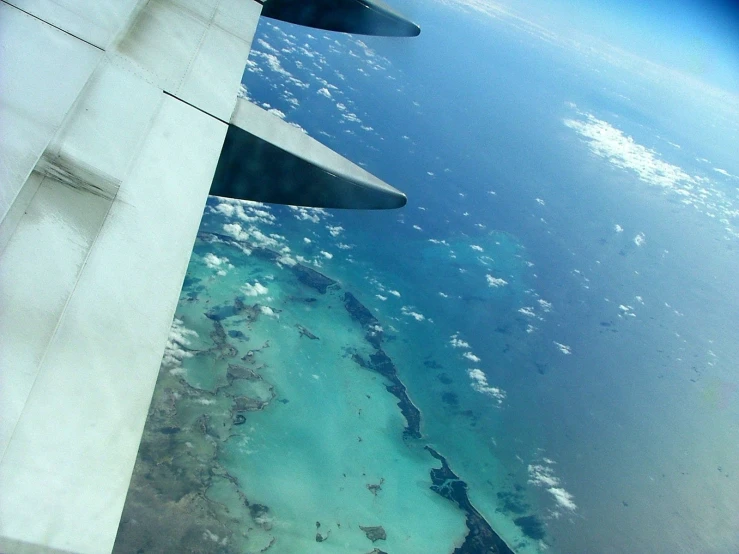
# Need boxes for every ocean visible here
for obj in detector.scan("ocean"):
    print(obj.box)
[114,3,739,553]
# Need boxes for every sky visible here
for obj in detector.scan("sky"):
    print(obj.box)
[519,0,739,91]
[429,0,739,95]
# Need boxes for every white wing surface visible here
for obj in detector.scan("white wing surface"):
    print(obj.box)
[0,1,418,552]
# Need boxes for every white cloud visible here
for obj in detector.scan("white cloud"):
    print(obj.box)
[376,294,387,301]
[549,487,577,511]
[463,352,481,363]
[277,254,297,267]
[242,281,269,297]
[327,225,344,237]
[289,206,331,224]
[342,112,362,123]
[470,245,484,252]
[614,223,624,233]
[267,108,286,119]
[634,232,646,246]
[260,306,279,318]
[713,167,735,178]
[203,253,229,272]
[413,225,422,231]
[553,341,572,355]
[486,274,508,288]
[528,461,577,512]
[564,112,739,237]
[254,51,294,79]
[518,306,536,317]
[214,199,275,225]
[401,306,425,321]
[257,38,278,54]
[388,290,401,297]
[317,87,332,98]
[450,334,470,349]
[320,251,333,259]
[537,299,553,312]
[467,368,506,404]
[564,113,696,190]
[162,318,198,371]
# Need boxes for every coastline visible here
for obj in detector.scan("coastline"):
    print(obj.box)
[115,230,517,554]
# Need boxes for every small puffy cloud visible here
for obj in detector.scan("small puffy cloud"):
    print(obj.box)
[260,306,279,318]
[242,281,269,296]
[467,368,506,404]
[537,299,552,312]
[320,251,333,259]
[203,253,229,271]
[518,306,536,317]
[401,306,425,321]
[463,352,481,363]
[317,87,332,98]
[634,232,646,246]
[388,290,401,297]
[376,294,387,301]
[553,341,572,354]
[528,461,577,512]
[214,199,275,225]
[470,245,484,252]
[535,197,546,206]
[450,333,470,349]
[342,112,361,123]
[223,222,249,241]
[486,275,508,288]
[277,254,297,267]
[549,487,577,511]
[162,318,198,371]
[257,38,278,53]
[289,206,331,223]
[614,224,623,233]
[327,225,344,237]
[413,225,422,231]
[267,108,286,119]
[304,237,312,244]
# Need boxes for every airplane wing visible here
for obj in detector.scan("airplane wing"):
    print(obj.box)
[0,1,418,552]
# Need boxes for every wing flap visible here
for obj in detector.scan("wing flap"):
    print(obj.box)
[261,0,420,37]
[210,98,407,209]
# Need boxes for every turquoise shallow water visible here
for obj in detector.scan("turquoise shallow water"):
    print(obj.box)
[114,200,542,553]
